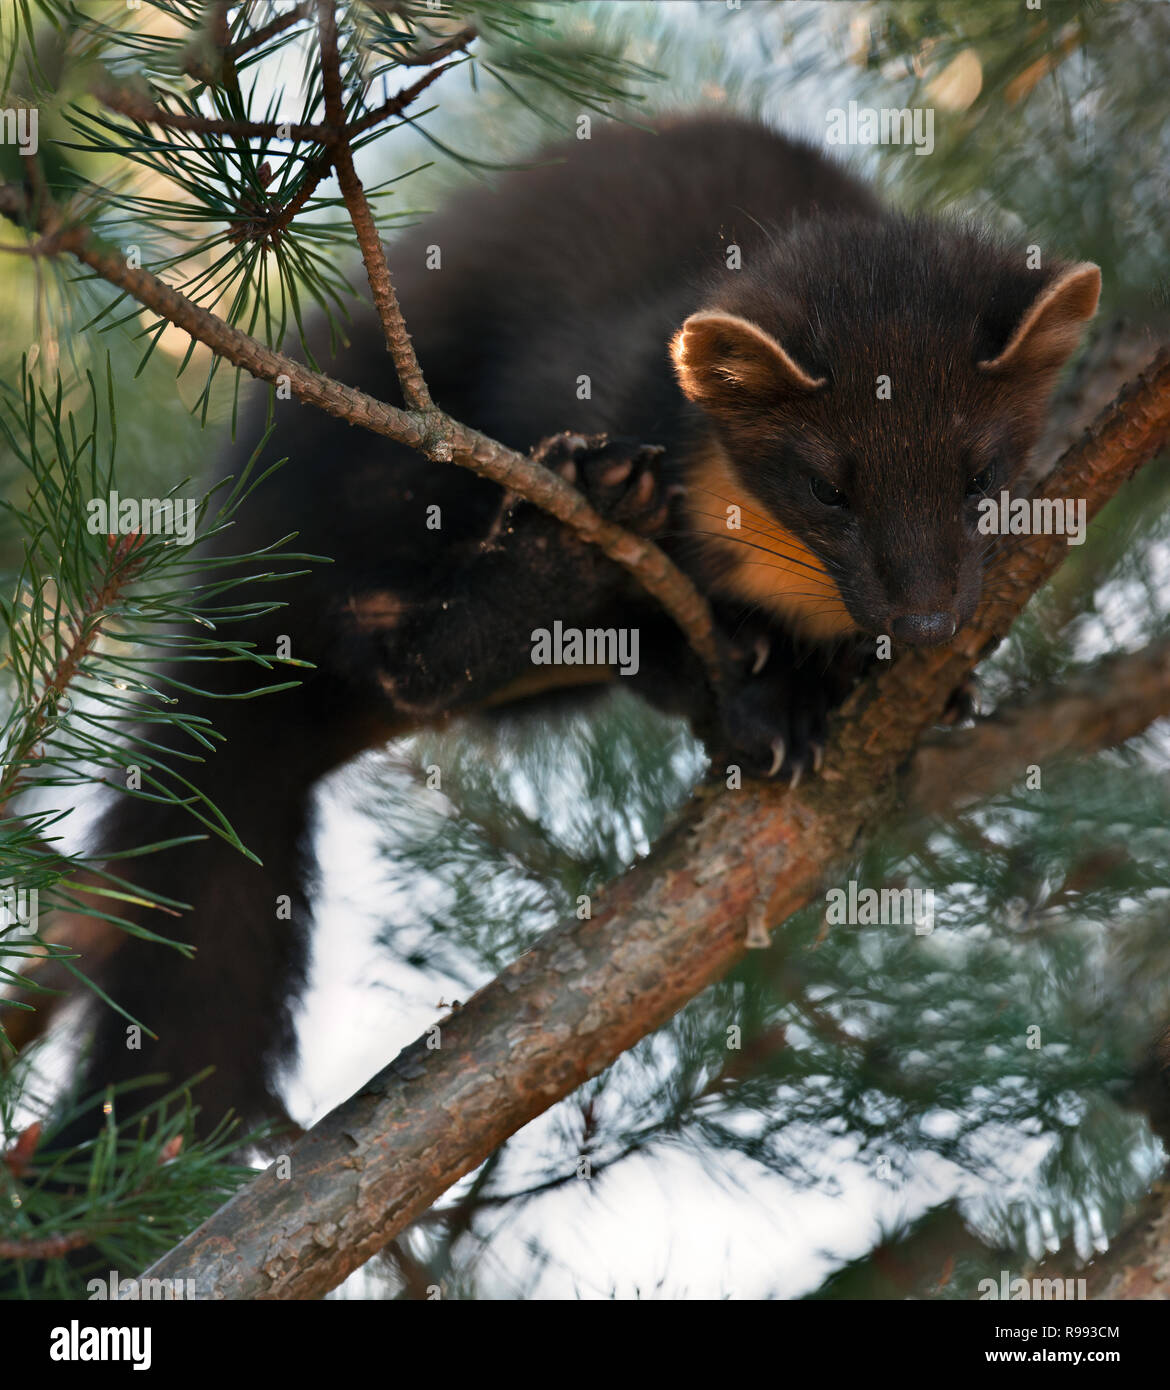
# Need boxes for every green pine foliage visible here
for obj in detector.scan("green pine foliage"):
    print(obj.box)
[0,0,1166,1298]
[0,357,314,1287]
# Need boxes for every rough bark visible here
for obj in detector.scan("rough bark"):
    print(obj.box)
[1079,1181,1170,1300]
[129,350,1170,1299]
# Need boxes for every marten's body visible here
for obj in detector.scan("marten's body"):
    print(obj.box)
[55,114,1099,1136]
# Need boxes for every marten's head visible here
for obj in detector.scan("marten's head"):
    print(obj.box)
[670,215,1100,645]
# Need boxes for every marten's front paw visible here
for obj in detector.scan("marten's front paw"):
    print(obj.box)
[533,432,671,536]
[713,638,835,786]
[718,677,827,787]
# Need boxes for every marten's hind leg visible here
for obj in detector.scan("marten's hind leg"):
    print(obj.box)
[47,433,673,1147]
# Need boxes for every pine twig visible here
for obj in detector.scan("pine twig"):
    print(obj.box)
[0,535,147,817]
[317,0,433,409]
[0,180,725,690]
[93,62,453,148]
[183,0,315,87]
[0,1231,94,1260]
[390,25,477,67]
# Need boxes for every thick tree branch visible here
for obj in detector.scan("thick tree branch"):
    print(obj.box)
[1028,317,1169,490]
[1066,1179,1170,1299]
[13,607,1169,1059]
[131,353,1170,1299]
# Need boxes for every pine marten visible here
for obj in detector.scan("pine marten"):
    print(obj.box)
[47,113,1099,1139]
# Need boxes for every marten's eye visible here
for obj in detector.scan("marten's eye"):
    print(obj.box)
[966,463,996,497]
[810,476,847,508]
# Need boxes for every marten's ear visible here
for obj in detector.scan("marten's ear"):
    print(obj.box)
[978,263,1101,375]
[671,311,825,412]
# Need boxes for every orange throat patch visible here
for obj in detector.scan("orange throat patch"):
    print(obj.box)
[684,440,857,642]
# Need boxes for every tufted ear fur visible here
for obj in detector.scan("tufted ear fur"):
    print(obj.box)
[978,262,1101,375]
[670,311,825,417]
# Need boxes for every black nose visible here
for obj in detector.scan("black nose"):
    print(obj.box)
[891,611,957,646]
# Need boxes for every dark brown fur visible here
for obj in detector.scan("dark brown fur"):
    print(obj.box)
[38,114,1097,1142]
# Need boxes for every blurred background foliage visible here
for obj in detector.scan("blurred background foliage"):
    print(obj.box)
[1,0,1168,1298]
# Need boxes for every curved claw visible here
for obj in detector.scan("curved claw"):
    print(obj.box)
[768,737,786,778]
[751,636,770,676]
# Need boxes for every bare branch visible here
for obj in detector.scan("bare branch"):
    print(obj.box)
[318,0,433,408]
[0,1231,94,1260]
[908,635,1170,815]
[183,1,315,86]
[387,23,477,67]
[93,83,334,143]
[0,180,726,694]
[260,64,454,240]
[94,60,454,147]
[227,1,316,66]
